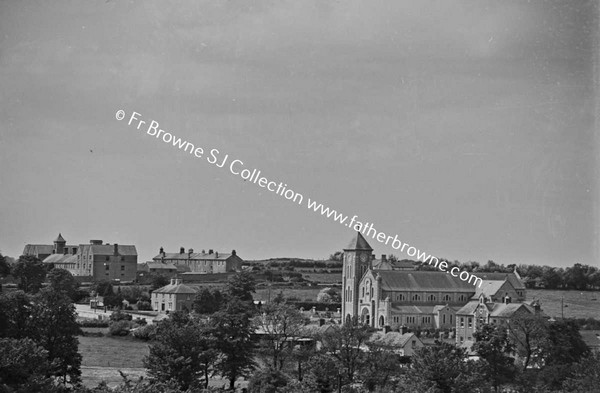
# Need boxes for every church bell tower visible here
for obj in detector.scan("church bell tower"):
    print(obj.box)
[341,232,373,324]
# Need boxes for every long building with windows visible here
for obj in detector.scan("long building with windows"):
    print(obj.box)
[152,246,242,274]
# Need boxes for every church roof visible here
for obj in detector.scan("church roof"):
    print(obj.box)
[55,233,66,242]
[372,259,415,270]
[473,280,507,299]
[391,305,436,314]
[344,232,373,251]
[375,270,476,293]
[476,272,525,290]
[22,244,54,256]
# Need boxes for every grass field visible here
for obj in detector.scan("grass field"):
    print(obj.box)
[526,289,600,320]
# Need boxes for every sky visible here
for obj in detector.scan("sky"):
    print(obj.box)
[0,0,598,267]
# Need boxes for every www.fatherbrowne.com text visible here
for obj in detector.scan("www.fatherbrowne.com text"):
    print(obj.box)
[117,109,483,288]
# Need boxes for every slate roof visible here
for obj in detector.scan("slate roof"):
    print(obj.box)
[22,244,54,256]
[375,270,477,292]
[369,332,418,348]
[456,301,481,315]
[153,252,232,261]
[488,303,534,318]
[372,259,415,270]
[476,272,525,290]
[43,254,77,264]
[79,244,137,256]
[153,281,197,294]
[144,262,177,270]
[473,280,507,299]
[344,232,373,251]
[391,305,436,314]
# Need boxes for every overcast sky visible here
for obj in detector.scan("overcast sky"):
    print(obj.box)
[0,0,597,267]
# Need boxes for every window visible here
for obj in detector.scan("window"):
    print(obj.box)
[450,315,453,323]
[105,265,109,270]
[412,340,416,348]
[443,294,451,301]
[458,295,466,302]
[397,293,405,301]
[443,314,446,324]
[460,336,464,343]
[105,256,109,261]
[412,294,421,301]
[468,318,472,329]
[121,257,124,261]
[460,317,464,328]
[428,295,436,302]
[121,265,125,271]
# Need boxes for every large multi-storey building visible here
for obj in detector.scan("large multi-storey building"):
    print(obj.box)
[152,247,242,274]
[23,234,137,281]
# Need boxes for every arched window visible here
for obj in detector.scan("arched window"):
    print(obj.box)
[443,294,451,302]
[379,316,385,327]
[412,294,421,301]
[428,295,436,302]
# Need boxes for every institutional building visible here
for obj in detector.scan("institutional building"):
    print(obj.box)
[23,233,138,281]
[340,232,536,343]
[152,247,242,274]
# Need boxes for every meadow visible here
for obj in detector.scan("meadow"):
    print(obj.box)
[526,289,600,320]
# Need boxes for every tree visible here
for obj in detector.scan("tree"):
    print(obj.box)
[213,298,257,390]
[145,313,218,390]
[32,289,83,385]
[0,338,56,392]
[319,316,371,386]
[507,312,548,370]
[193,287,224,314]
[473,324,517,393]
[47,268,79,300]
[0,289,82,386]
[11,255,46,293]
[226,271,256,303]
[0,253,10,278]
[150,275,170,292]
[561,351,600,393]
[328,251,343,262]
[316,288,341,303]
[92,280,114,297]
[255,302,307,370]
[406,340,483,393]
[247,368,290,393]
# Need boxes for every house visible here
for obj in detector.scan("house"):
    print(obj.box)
[152,247,243,274]
[23,234,137,281]
[368,330,424,357]
[139,261,178,276]
[151,278,196,313]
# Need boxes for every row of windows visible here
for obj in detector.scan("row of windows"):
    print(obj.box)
[80,255,126,261]
[105,265,127,271]
[391,293,468,302]
[459,317,473,328]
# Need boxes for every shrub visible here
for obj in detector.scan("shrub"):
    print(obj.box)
[110,310,133,322]
[133,317,147,326]
[136,300,152,311]
[109,320,132,336]
[78,319,110,328]
[132,324,158,341]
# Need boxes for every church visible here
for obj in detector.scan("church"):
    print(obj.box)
[341,232,529,333]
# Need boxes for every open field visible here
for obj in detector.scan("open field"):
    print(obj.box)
[254,286,323,302]
[527,289,600,320]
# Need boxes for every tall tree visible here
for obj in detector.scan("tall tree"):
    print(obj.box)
[47,268,79,301]
[319,316,371,386]
[145,313,218,390]
[255,302,307,370]
[11,255,46,293]
[193,287,223,314]
[406,340,483,393]
[473,324,517,393]
[226,271,256,303]
[213,298,256,390]
[507,312,548,371]
[0,338,56,392]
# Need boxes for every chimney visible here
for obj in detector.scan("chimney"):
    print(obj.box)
[201,249,206,254]
[215,251,219,258]
[381,254,387,262]
[90,240,103,245]
[188,248,193,255]
[179,247,185,254]
[504,295,511,304]
[232,249,236,256]
[209,249,214,255]
[114,243,118,256]
[400,325,408,335]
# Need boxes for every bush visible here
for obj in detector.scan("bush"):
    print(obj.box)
[110,310,132,322]
[132,324,158,341]
[78,319,110,328]
[133,317,147,326]
[136,300,152,311]
[109,320,132,336]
